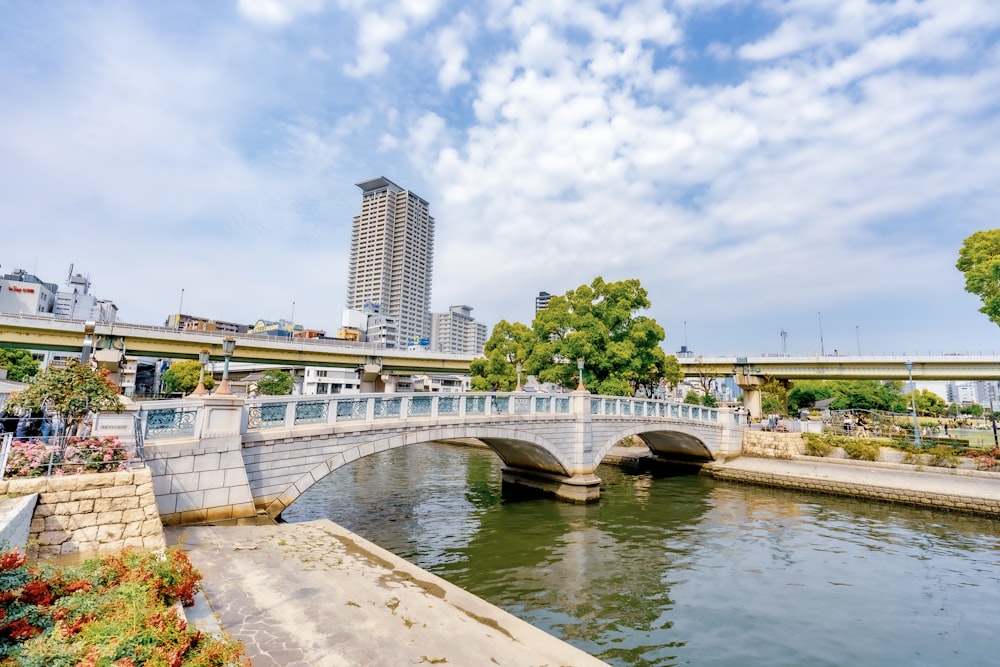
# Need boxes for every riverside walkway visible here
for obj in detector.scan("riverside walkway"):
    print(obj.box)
[167,520,607,667]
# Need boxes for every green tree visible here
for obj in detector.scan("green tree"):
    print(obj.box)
[786,379,904,413]
[0,349,40,382]
[528,277,674,395]
[470,320,535,391]
[787,381,833,413]
[6,360,122,433]
[957,229,1000,326]
[905,389,947,416]
[161,360,214,395]
[257,369,293,395]
[960,403,984,417]
[683,390,702,405]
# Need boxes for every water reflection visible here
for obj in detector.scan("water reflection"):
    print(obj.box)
[282,442,1000,667]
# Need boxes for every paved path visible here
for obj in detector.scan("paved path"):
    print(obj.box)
[711,455,1000,501]
[166,520,607,667]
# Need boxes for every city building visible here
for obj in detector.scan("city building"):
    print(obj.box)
[430,305,487,355]
[535,291,551,314]
[53,267,117,322]
[0,269,58,316]
[346,177,434,346]
[301,367,362,395]
[166,314,247,334]
[340,304,399,349]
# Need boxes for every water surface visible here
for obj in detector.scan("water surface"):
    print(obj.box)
[283,443,1000,666]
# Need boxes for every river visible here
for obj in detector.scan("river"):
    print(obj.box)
[281,443,1000,666]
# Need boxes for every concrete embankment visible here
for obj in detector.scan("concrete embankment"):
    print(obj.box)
[167,520,608,667]
[605,443,1000,518]
[703,456,1000,517]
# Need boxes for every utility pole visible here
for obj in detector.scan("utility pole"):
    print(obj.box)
[817,311,825,356]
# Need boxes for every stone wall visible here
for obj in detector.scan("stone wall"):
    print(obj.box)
[0,468,166,560]
[741,431,804,459]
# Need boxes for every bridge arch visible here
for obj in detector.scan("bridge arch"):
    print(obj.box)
[262,425,572,519]
[593,424,715,467]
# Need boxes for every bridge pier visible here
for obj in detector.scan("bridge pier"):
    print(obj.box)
[501,467,602,504]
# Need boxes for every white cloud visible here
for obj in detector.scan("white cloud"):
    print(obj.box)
[435,13,474,90]
[237,0,325,27]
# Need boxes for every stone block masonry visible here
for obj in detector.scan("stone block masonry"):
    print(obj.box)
[0,468,166,560]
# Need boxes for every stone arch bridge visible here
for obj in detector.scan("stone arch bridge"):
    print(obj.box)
[95,392,743,525]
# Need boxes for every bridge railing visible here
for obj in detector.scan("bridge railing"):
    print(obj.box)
[589,397,720,422]
[241,392,722,432]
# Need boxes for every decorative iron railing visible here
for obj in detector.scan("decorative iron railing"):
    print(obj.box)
[238,392,723,433]
[144,408,197,440]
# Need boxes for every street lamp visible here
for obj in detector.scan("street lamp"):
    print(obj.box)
[515,362,523,392]
[905,360,921,446]
[191,349,210,395]
[576,357,586,392]
[216,336,236,395]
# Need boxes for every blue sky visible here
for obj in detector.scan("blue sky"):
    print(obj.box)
[2,0,1000,356]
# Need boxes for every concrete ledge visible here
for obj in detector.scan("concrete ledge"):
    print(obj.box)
[0,493,39,552]
[167,521,608,666]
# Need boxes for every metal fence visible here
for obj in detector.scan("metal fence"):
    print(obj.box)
[0,432,140,481]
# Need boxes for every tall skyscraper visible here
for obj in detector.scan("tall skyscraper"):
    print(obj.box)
[346,177,435,345]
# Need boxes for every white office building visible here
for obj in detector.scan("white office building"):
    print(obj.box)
[346,177,434,346]
[0,269,58,315]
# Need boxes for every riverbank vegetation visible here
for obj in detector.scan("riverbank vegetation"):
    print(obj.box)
[801,431,1000,471]
[0,547,246,666]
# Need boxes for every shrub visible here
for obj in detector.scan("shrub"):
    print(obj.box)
[3,436,132,478]
[801,433,835,457]
[0,548,247,665]
[970,447,1000,471]
[842,439,880,461]
[925,445,960,468]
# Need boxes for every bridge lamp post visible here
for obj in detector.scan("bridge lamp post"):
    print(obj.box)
[216,336,236,395]
[515,362,523,392]
[905,360,921,446]
[576,357,586,392]
[191,349,210,396]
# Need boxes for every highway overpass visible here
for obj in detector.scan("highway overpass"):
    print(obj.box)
[0,313,475,376]
[676,354,1000,381]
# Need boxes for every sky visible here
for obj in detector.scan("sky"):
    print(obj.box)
[2,0,1000,358]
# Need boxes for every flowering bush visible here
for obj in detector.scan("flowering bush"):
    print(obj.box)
[60,436,133,474]
[3,440,56,477]
[3,436,132,478]
[0,548,247,666]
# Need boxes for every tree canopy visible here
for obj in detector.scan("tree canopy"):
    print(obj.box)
[473,277,680,396]
[957,229,1000,327]
[161,360,214,395]
[6,360,122,431]
[786,379,906,414]
[256,369,293,395]
[0,349,39,382]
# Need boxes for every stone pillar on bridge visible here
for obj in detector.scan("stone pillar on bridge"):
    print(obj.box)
[500,388,602,503]
[141,396,257,525]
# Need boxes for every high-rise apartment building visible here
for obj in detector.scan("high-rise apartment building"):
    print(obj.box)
[346,177,435,345]
[431,305,487,355]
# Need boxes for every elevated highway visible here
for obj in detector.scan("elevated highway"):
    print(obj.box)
[0,313,474,375]
[677,354,1000,381]
[678,353,1000,418]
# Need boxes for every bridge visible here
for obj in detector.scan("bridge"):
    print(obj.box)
[92,391,742,524]
[677,354,1000,417]
[0,313,474,382]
